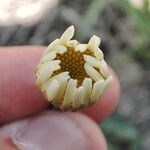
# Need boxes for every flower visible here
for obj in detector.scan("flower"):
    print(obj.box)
[35,26,113,111]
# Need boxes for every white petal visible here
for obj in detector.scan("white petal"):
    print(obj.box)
[84,63,104,81]
[90,76,113,103]
[46,45,67,54]
[82,78,92,105]
[90,80,105,103]
[36,66,53,84]
[40,51,57,63]
[102,76,113,92]
[46,79,59,102]
[41,72,70,92]
[62,79,77,109]
[88,35,101,51]
[56,46,67,54]
[36,60,61,84]
[66,40,78,47]
[55,75,70,101]
[52,72,70,81]
[60,26,75,44]
[36,60,60,74]
[75,44,87,52]
[73,86,84,109]
[45,39,60,53]
[83,54,101,68]
[94,48,103,60]
[99,60,108,77]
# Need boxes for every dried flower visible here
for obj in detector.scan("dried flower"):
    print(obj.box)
[35,26,112,111]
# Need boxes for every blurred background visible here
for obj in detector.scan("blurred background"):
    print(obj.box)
[0,0,149,149]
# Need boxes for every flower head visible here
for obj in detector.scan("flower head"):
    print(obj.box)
[35,26,112,110]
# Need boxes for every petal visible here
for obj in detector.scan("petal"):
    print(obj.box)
[46,45,67,54]
[90,76,113,103]
[84,63,104,81]
[83,54,101,68]
[88,35,101,51]
[54,75,70,103]
[40,51,57,63]
[73,86,85,110]
[75,44,87,52]
[36,60,61,75]
[36,60,61,85]
[102,76,113,92]
[46,79,59,102]
[82,78,92,105]
[41,72,70,92]
[66,40,78,47]
[56,46,67,54]
[94,48,103,60]
[90,80,105,103]
[62,79,77,109]
[45,39,60,53]
[99,60,108,78]
[60,26,75,44]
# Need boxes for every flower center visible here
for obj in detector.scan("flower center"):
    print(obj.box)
[54,47,93,86]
